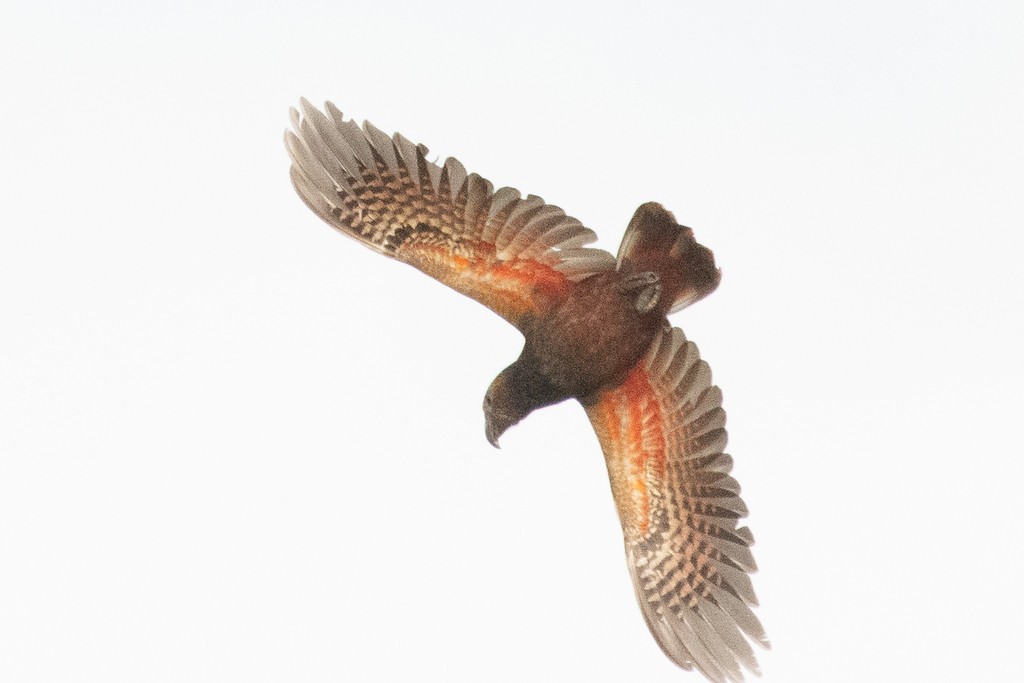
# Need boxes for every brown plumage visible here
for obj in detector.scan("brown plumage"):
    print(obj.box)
[286,99,767,682]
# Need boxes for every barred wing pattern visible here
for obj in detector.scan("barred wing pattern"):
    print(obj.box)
[286,100,616,328]
[585,327,767,683]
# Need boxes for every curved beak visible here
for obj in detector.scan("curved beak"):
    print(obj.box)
[485,420,502,449]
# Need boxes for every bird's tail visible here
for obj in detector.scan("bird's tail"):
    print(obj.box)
[615,202,721,314]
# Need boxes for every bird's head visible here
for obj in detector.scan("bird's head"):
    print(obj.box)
[483,369,531,449]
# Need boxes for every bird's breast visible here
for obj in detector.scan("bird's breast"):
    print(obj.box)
[525,273,662,400]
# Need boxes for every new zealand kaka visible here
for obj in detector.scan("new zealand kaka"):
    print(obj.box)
[286,99,767,683]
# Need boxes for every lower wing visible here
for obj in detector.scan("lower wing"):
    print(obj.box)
[584,327,768,682]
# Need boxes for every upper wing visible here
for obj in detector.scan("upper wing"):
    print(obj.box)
[285,100,615,328]
[584,327,767,683]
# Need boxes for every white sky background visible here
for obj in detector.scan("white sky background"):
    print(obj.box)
[2,1,1022,681]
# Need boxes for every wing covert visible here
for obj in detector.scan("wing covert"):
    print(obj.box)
[286,100,615,327]
[584,327,767,683]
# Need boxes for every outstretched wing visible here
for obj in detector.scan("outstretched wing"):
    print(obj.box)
[286,100,615,328]
[584,327,767,683]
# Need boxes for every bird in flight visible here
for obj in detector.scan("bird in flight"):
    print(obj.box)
[285,99,768,683]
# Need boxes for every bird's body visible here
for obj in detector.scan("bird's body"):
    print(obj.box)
[521,270,664,401]
[286,100,767,683]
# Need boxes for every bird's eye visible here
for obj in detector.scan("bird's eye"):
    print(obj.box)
[484,394,493,408]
